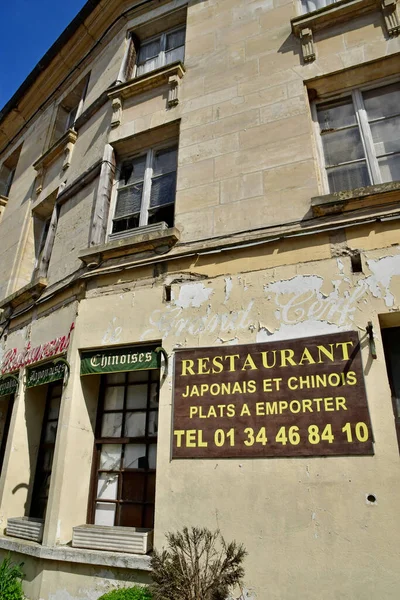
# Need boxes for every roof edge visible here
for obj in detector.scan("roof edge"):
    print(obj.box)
[0,0,102,125]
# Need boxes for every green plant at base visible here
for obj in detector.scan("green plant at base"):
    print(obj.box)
[0,554,25,600]
[98,585,153,600]
[150,527,247,600]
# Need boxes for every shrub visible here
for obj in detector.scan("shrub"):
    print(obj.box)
[150,527,247,600]
[98,585,153,600]
[0,554,25,600]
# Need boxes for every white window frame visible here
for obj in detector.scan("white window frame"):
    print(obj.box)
[311,77,400,194]
[134,25,186,78]
[108,141,178,239]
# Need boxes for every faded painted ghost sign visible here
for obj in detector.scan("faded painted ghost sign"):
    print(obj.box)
[173,331,373,458]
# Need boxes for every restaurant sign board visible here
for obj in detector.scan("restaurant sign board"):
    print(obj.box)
[172,331,373,458]
[81,345,160,376]
[0,375,18,397]
[26,361,67,388]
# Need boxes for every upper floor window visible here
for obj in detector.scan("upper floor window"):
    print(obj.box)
[314,81,400,193]
[111,144,177,237]
[0,145,22,198]
[301,0,337,13]
[135,27,186,77]
[50,75,89,145]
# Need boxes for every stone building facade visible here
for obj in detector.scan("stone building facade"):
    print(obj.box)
[0,0,399,598]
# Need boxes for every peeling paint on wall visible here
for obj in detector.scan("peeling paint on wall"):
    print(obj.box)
[363,254,400,307]
[174,282,213,308]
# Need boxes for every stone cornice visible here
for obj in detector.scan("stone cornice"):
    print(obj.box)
[108,62,185,101]
[33,129,78,172]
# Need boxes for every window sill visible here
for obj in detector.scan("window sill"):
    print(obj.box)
[0,277,47,312]
[291,0,399,62]
[78,225,180,267]
[311,181,400,216]
[292,0,379,36]
[0,195,8,208]
[108,62,185,101]
[0,534,152,570]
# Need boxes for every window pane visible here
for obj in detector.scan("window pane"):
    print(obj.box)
[121,472,146,502]
[97,474,119,500]
[166,29,185,50]
[317,98,356,131]
[148,444,157,469]
[378,155,400,183]
[150,383,159,408]
[327,162,370,192]
[126,384,148,409]
[106,373,126,384]
[370,116,400,156]
[44,421,58,443]
[128,371,148,383]
[153,147,177,176]
[301,0,337,12]
[138,39,161,63]
[136,57,161,76]
[114,185,143,220]
[150,172,177,209]
[148,204,174,227]
[100,444,122,470]
[148,412,158,437]
[104,386,124,411]
[101,413,123,437]
[48,397,60,420]
[95,502,116,526]
[321,127,365,167]
[125,412,146,437]
[42,448,54,471]
[165,46,185,66]
[119,503,143,527]
[363,82,400,120]
[119,156,146,187]
[123,444,147,468]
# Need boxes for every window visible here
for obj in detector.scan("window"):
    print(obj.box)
[314,81,400,194]
[50,75,89,145]
[301,0,337,13]
[30,382,62,519]
[136,27,185,77]
[0,145,22,198]
[90,370,159,529]
[32,191,59,280]
[111,144,177,236]
[382,327,400,451]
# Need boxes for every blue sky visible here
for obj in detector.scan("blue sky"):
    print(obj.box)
[0,0,88,110]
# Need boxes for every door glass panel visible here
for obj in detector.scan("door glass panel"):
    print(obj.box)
[148,412,158,436]
[148,444,157,469]
[104,386,124,411]
[97,474,119,500]
[123,444,147,469]
[48,397,60,420]
[101,413,123,437]
[126,384,148,409]
[44,421,58,443]
[95,502,116,526]
[100,444,122,470]
[125,411,146,437]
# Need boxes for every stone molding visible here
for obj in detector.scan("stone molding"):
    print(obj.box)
[107,62,185,121]
[0,535,152,570]
[291,0,399,62]
[311,181,400,216]
[33,129,78,194]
